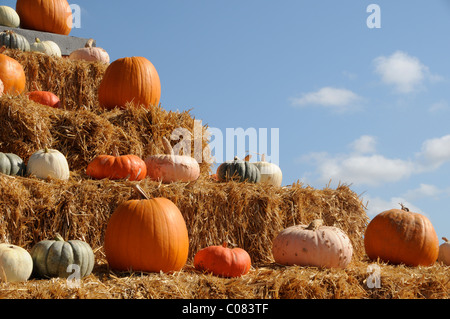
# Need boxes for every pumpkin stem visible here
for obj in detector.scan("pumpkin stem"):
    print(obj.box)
[244,154,252,162]
[443,237,449,243]
[222,242,228,249]
[162,137,175,156]
[85,38,95,48]
[399,203,410,212]
[134,184,150,200]
[0,46,7,54]
[35,38,41,43]
[306,219,323,231]
[261,154,266,162]
[54,233,65,241]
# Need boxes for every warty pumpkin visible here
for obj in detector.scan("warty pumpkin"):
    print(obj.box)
[16,0,73,35]
[26,147,70,180]
[0,5,20,28]
[437,237,450,266]
[364,204,439,266]
[98,56,161,110]
[216,156,260,183]
[0,30,29,51]
[69,39,110,64]
[272,219,353,269]
[0,243,33,283]
[104,185,189,273]
[86,151,147,181]
[0,152,26,176]
[0,46,26,95]
[30,233,95,279]
[194,242,252,278]
[145,137,200,183]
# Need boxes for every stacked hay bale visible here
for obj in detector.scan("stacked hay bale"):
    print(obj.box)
[0,49,369,265]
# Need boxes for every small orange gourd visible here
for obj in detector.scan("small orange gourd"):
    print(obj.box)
[194,242,251,278]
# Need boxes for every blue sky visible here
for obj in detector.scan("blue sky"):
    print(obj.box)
[5,0,450,241]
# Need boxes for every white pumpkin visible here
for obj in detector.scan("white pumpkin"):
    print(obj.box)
[69,39,110,64]
[30,38,62,57]
[27,147,70,180]
[248,154,282,187]
[0,243,33,283]
[0,78,4,96]
[0,6,20,28]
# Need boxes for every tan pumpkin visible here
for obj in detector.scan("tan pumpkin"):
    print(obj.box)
[438,237,450,266]
[0,243,33,283]
[69,39,110,64]
[145,137,200,183]
[26,147,70,181]
[0,5,20,28]
[272,219,353,269]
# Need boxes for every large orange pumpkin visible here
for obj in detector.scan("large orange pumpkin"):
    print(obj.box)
[104,185,189,273]
[86,153,147,181]
[194,242,252,278]
[16,0,72,35]
[98,56,161,110]
[0,46,26,95]
[364,204,439,266]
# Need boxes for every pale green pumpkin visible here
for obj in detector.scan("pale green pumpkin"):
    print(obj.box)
[0,152,26,176]
[30,38,62,57]
[0,6,20,28]
[30,234,95,279]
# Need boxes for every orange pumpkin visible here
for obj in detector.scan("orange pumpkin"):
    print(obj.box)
[27,91,61,108]
[145,137,200,183]
[104,185,189,273]
[86,152,147,181]
[364,204,439,266]
[98,56,161,110]
[16,0,72,35]
[0,46,26,95]
[194,242,251,278]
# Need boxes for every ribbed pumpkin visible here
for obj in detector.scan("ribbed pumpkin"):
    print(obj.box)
[272,220,353,269]
[216,156,260,183]
[0,5,20,28]
[30,38,61,57]
[0,152,26,176]
[437,237,450,266]
[364,204,439,266]
[145,137,200,183]
[194,242,252,278]
[26,147,70,181]
[252,154,282,187]
[16,0,72,35]
[104,185,189,273]
[98,56,161,110]
[69,39,110,64]
[30,234,95,279]
[0,30,29,51]
[27,90,61,108]
[0,243,33,283]
[86,152,147,181]
[0,46,26,95]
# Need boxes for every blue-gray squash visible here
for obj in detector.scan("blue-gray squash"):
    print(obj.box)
[0,152,26,176]
[0,30,30,51]
[216,156,261,183]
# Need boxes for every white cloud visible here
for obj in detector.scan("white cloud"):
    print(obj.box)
[417,134,450,170]
[290,87,362,112]
[364,195,424,217]
[403,184,442,200]
[373,51,442,94]
[350,135,377,154]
